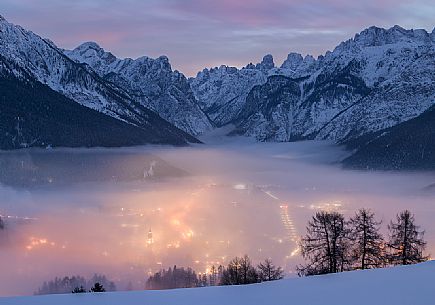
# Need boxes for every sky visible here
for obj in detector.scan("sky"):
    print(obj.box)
[1,0,434,76]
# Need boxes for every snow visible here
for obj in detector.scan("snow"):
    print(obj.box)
[1,262,434,305]
[190,25,435,143]
[65,42,212,136]
[2,15,433,143]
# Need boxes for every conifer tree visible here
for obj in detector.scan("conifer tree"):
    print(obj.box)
[387,210,428,265]
[220,255,258,285]
[72,286,86,293]
[298,211,350,276]
[90,282,105,293]
[349,209,385,269]
[257,259,284,281]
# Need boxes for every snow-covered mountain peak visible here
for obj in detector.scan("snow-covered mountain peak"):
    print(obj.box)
[256,54,275,70]
[65,40,212,136]
[0,15,6,22]
[67,41,119,69]
[76,41,102,51]
[280,52,303,70]
[155,55,172,70]
[352,25,433,47]
[157,55,169,62]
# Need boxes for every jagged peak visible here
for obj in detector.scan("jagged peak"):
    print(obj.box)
[304,54,315,62]
[256,54,274,70]
[75,41,103,51]
[353,25,431,46]
[0,15,6,22]
[281,52,303,70]
[157,55,169,62]
[390,24,406,32]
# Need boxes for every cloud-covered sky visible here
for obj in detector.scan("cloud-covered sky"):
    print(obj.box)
[2,0,434,76]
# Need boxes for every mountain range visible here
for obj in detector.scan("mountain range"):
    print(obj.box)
[0,15,434,170]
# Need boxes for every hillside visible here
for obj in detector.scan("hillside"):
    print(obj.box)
[0,16,199,148]
[65,42,212,136]
[1,262,433,305]
[0,61,198,149]
[343,105,435,170]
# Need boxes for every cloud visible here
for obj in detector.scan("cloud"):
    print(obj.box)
[1,0,434,76]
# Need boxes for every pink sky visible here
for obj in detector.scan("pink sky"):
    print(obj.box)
[2,0,434,76]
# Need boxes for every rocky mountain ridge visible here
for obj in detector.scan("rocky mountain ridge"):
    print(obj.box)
[190,25,435,144]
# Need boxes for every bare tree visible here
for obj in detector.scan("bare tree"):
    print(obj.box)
[298,211,350,276]
[349,209,385,269]
[387,210,428,265]
[208,265,218,286]
[220,255,258,285]
[257,259,284,281]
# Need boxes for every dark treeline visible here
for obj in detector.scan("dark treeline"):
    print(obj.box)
[298,209,428,276]
[146,266,200,289]
[0,215,4,230]
[35,274,116,295]
[146,257,283,289]
[220,256,283,285]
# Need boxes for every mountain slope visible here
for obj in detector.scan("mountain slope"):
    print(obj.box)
[230,75,301,141]
[0,15,199,147]
[342,105,435,170]
[0,57,193,149]
[314,26,435,141]
[1,262,433,305]
[65,42,212,136]
[189,55,275,126]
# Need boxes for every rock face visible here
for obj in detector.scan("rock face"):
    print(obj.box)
[189,55,276,127]
[190,25,435,145]
[65,43,212,136]
[231,76,301,141]
[0,16,199,148]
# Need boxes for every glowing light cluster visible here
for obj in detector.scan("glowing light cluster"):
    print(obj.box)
[25,237,61,251]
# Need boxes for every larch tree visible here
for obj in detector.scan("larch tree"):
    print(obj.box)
[298,211,350,276]
[387,210,428,265]
[220,255,258,285]
[257,258,284,281]
[349,209,385,270]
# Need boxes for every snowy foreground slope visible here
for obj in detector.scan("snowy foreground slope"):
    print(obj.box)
[2,262,434,305]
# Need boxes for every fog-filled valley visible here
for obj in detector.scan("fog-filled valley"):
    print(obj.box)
[1,136,434,296]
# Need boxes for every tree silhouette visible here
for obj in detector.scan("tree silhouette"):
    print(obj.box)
[349,209,385,269]
[90,282,105,293]
[298,211,350,276]
[221,255,258,285]
[257,259,284,281]
[72,286,86,293]
[387,210,428,265]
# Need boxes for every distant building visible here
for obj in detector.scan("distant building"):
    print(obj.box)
[147,228,153,245]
